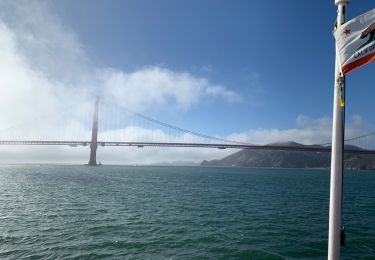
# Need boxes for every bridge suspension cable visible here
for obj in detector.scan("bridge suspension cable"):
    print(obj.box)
[119,106,249,145]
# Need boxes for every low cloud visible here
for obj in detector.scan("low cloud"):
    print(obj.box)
[227,114,371,145]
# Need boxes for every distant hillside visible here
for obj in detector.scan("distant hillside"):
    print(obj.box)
[201,142,375,170]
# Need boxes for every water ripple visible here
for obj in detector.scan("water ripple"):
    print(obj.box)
[0,165,374,259]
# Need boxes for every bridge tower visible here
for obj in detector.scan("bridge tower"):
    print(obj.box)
[88,96,99,166]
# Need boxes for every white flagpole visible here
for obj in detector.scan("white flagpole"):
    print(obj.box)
[329,0,349,259]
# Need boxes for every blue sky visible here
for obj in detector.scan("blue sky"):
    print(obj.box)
[49,0,375,134]
[0,1,374,163]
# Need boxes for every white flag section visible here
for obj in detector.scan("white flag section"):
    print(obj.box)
[334,8,375,74]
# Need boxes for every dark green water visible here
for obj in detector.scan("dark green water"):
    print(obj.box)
[0,165,374,259]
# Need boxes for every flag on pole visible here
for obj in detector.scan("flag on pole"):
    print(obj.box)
[334,8,375,74]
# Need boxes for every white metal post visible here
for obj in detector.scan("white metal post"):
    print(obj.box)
[328,0,349,259]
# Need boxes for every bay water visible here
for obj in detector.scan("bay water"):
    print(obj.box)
[0,165,374,259]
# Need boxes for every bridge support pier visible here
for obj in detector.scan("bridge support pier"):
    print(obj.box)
[88,97,99,166]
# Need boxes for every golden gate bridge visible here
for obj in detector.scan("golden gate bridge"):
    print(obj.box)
[0,97,374,165]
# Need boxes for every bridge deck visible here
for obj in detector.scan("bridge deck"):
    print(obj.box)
[0,140,374,154]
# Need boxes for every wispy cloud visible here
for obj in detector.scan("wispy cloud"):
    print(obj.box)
[204,85,241,102]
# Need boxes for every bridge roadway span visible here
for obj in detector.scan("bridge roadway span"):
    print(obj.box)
[0,140,374,154]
